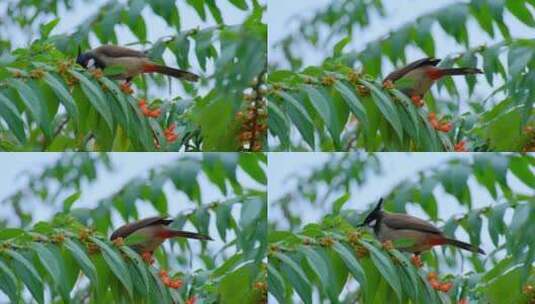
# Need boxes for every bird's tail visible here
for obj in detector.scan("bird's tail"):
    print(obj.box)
[164,230,212,241]
[445,238,485,254]
[144,64,200,82]
[440,67,483,76]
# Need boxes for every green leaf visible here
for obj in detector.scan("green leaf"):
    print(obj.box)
[274,252,312,304]
[300,246,337,300]
[332,192,350,215]
[278,91,315,149]
[70,70,114,133]
[509,156,535,189]
[267,264,287,304]
[508,46,534,78]
[360,241,402,302]
[216,203,231,241]
[121,246,149,297]
[63,239,98,288]
[228,0,248,10]
[0,92,26,143]
[332,242,367,296]
[89,237,133,299]
[268,101,290,149]
[506,0,535,26]
[62,191,81,212]
[43,72,79,130]
[359,80,403,142]
[8,78,52,139]
[4,249,43,304]
[219,264,256,304]
[0,258,18,303]
[488,204,508,247]
[240,197,264,228]
[239,153,266,184]
[32,243,70,301]
[303,85,334,131]
[40,18,60,38]
[0,228,25,240]
[333,37,351,56]
[334,80,368,128]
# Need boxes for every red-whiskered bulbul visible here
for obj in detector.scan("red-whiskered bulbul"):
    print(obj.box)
[358,198,485,255]
[76,45,199,83]
[110,216,211,255]
[383,58,482,103]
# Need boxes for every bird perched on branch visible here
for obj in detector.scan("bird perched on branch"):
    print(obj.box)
[358,198,484,255]
[76,45,199,83]
[110,216,211,262]
[383,58,482,106]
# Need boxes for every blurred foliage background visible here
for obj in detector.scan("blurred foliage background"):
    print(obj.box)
[0,152,267,303]
[268,0,535,152]
[268,152,535,303]
[0,0,267,151]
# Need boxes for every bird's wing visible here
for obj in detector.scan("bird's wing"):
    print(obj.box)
[383,213,443,235]
[95,45,148,58]
[383,58,441,82]
[110,216,172,240]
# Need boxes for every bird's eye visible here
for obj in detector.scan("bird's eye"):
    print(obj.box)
[87,58,95,68]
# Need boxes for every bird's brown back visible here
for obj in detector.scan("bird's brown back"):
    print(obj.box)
[110,216,172,240]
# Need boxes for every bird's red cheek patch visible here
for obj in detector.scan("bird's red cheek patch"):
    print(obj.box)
[426,69,443,80]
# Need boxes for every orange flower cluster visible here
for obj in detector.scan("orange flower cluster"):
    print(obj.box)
[237,79,267,152]
[382,240,394,250]
[454,140,467,152]
[120,82,134,95]
[142,252,154,265]
[90,68,103,79]
[159,270,183,289]
[383,80,395,90]
[138,99,161,118]
[410,255,423,268]
[164,124,178,143]
[411,95,424,107]
[29,68,45,79]
[428,112,453,132]
[523,284,534,295]
[427,272,453,293]
[355,245,369,258]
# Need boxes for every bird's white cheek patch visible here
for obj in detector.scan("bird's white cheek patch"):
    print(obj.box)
[368,219,376,227]
[87,58,95,68]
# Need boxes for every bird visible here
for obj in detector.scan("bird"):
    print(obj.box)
[383,58,482,106]
[357,198,485,255]
[110,216,212,261]
[76,45,199,83]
